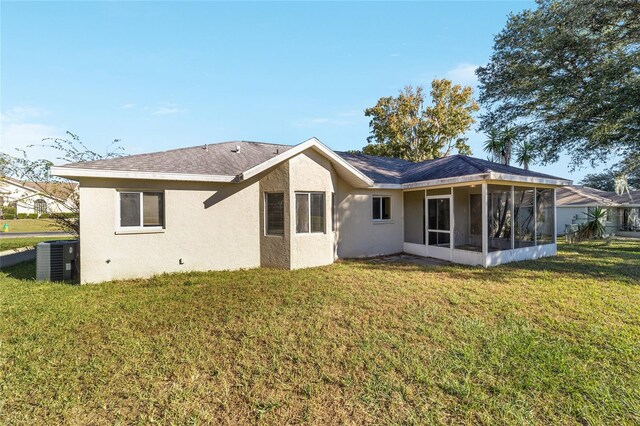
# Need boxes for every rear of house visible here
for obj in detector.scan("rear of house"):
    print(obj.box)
[52,138,570,283]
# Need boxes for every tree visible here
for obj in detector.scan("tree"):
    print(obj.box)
[482,126,517,166]
[1,132,124,236]
[579,166,639,191]
[514,140,534,170]
[363,79,479,161]
[477,0,640,172]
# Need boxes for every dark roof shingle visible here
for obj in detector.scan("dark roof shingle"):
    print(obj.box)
[62,141,293,176]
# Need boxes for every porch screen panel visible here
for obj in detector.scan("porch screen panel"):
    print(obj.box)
[404,191,425,244]
[536,188,554,244]
[514,187,534,248]
[487,185,512,252]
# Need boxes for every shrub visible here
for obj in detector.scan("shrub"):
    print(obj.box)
[577,207,607,240]
[39,213,50,219]
[17,213,28,219]
[2,207,17,216]
[27,213,38,219]
[4,214,15,220]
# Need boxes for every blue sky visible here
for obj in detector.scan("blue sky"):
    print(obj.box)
[1,1,611,180]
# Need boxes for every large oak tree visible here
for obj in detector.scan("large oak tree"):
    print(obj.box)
[477,0,640,172]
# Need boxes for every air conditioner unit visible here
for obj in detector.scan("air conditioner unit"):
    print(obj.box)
[36,240,79,282]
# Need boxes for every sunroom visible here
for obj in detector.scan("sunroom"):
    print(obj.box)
[403,182,558,267]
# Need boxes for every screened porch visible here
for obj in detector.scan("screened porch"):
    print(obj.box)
[403,183,557,267]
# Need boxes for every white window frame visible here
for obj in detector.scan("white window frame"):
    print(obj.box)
[372,195,392,222]
[264,191,285,236]
[115,190,165,233]
[295,191,326,234]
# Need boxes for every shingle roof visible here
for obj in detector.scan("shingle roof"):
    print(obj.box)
[59,140,568,186]
[556,186,617,206]
[336,152,566,184]
[556,186,640,207]
[334,152,412,184]
[61,141,293,176]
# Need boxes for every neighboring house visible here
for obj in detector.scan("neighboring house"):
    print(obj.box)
[556,185,640,237]
[52,138,571,284]
[0,177,75,216]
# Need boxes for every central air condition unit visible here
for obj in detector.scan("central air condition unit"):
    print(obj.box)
[36,240,79,282]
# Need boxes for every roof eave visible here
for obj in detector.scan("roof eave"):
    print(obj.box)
[50,166,237,183]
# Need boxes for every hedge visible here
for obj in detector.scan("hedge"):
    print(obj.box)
[27,213,38,219]
[17,213,28,219]
[2,207,17,215]
[3,214,15,220]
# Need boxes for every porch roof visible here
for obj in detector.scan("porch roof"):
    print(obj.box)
[337,152,571,187]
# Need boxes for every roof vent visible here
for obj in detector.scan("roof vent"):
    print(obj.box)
[203,144,208,151]
[232,145,241,153]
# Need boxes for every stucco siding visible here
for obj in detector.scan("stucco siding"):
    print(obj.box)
[259,161,291,269]
[336,181,403,258]
[78,178,260,283]
[288,150,337,269]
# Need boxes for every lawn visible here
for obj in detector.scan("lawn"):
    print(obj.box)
[0,237,74,252]
[0,219,63,233]
[1,241,638,425]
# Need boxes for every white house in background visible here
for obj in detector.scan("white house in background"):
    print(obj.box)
[556,185,640,237]
[0,177,75,216]
[52,138,571,284]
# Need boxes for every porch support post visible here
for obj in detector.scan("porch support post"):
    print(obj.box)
[482,183,488,267]
[510,185,515,250]
[553,188,557,244]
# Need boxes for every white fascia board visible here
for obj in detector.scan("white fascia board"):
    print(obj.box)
[371,183,402,189]
[50,166,237,183]
[240,137,374,187]
[400,174,489,189]
[487,172,572,186]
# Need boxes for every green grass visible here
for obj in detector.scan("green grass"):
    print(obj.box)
[1,240,639,425]
[0,219,63,233]
[0,237,74,252]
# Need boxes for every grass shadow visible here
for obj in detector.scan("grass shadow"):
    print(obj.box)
[1,260,37,280]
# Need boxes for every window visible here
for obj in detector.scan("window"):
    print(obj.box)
[372,196,391,221]
[119,191,164,228]
[296,192,325,233]
[34,199,48,215]
[265,192,284,235]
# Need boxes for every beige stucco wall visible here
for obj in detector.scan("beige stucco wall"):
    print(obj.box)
[78,177,261,283]
[336,180,403,258]
[288,150,337,269]
[259,161,291,269]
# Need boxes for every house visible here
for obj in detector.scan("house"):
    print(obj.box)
[51,138,571,284]
[0,177,75,216]
[556,185,640,237]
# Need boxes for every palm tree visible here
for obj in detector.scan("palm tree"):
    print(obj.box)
[483,128,503,164]
[483,127,517,166]
[614,174,633,202]
[514,140,534,170]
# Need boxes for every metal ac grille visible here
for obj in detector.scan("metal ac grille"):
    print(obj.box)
[49,246,64,281]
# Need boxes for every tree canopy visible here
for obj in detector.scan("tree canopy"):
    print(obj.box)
[362,79,479,162]
[477,0,640,172]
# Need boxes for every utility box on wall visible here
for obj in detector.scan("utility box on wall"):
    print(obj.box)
[36,240,79,282]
